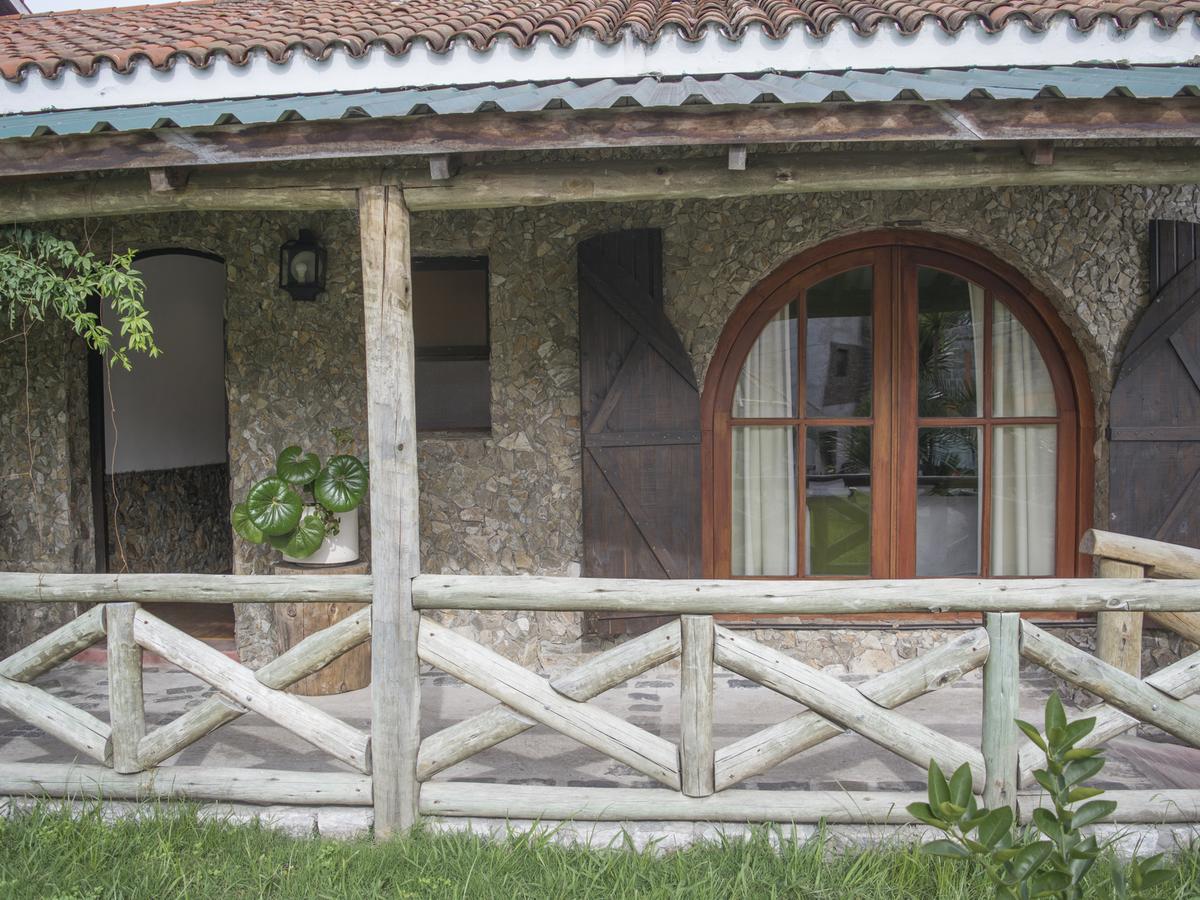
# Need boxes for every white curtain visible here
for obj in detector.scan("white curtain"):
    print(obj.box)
[733,307,795,418]
[732,307,797,575]
[732,427,796,576]
[969,286,985,416]
[991,304,1057,575]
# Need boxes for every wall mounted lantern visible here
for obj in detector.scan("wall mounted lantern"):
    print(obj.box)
[279,229,327,301]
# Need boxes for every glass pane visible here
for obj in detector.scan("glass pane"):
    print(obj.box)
[992,426,1057,576]
[413,266,489,347]
[806,267,873,418]
[416,359,491,430]
[806,426,871,576]
[994,303,1056,416]
[732,426,797,576]
[734,303,798,418]
[918,268,982,417]
[916,427,980,576]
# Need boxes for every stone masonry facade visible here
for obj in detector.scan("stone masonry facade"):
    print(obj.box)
[2,158,1199,672]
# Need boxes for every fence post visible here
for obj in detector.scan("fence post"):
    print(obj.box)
[1096,558,1145,677]
[982,612,1020,811]
[105,602,145,774]
[679,614,715,797]
[360,184,421,836]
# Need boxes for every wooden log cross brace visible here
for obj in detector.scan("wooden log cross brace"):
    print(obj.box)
[0,602,374,775]
[714,626,988,791]
[0,606,112,765]
[416,616,990,794]
[1018,621,1200,785]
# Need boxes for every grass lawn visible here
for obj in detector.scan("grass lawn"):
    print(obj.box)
[1,803,1198,899]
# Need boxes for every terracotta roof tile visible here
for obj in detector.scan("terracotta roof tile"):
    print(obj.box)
[0,0,1197,83]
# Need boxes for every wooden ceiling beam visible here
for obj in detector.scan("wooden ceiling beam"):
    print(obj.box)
[0,97,1199,182]
[3,147,1200,223]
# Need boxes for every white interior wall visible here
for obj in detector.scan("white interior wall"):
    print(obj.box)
[103,253,228,473]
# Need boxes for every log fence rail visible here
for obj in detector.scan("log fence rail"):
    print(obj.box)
[1,528,1200,829]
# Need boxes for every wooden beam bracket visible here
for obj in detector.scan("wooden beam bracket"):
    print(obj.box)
[148,166,190,192]
[1021,140,1055,166]
[428,154,458,181]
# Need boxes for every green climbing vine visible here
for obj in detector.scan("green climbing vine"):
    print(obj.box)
[1,226,154,566]
[0,226,157,370]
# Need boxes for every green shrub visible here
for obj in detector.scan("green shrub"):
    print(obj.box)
[908,692,1172,899]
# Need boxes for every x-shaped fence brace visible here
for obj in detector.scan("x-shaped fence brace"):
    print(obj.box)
[414,616,992,794]
[0,602,372,775]
[3,603,1199,812]
[1017,621,1200,786]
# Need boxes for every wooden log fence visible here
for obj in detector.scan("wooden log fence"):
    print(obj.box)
[1,528,1200,827]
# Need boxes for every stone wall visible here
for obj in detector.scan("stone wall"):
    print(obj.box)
[0,320,93,650]
[104,464,232,575]
[4,164,1200,668]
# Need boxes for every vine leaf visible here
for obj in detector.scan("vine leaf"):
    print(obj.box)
[276,445,322,486]
[246,477,303,536]
[314,455,368,513]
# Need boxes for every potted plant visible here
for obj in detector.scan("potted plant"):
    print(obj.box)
[232,428,368,565]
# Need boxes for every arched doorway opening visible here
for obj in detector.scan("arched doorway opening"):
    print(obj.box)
[701,231,1094,581]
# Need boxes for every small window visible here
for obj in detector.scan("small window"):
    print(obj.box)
[413,257,491,432]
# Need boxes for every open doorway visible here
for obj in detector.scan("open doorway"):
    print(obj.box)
[88,250,233,641]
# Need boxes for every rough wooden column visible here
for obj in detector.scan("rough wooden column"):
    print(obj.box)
[679,615,715,797]
[1096,559,1145,677]
[982,612,1020,811]
[105,603,145,774]
[360,184,421,835]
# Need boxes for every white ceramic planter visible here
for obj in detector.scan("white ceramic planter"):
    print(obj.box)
[283,506,360,566]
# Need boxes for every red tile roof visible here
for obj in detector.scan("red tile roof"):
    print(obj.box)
[1,0,1198,83]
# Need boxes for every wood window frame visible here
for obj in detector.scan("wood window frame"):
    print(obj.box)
[700,231,1095,609]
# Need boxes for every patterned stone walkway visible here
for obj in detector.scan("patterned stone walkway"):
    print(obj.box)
[4,660,1199,793]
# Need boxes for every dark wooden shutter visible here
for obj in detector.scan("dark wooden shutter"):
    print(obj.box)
[578,228,701,636]
[1109,220,1200,548]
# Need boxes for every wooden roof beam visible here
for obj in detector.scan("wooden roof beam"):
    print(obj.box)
[3,147,1200,223]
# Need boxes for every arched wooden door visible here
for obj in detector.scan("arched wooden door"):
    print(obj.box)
[1109,220,1200,548]
[702,230,1095,582]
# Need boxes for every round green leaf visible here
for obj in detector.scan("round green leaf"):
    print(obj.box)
[278,514,327,559]
[314,455,368,513]
[231,502,265,544]
[276,445,321,486]
[246,477,303,536]
[267,530,296,551]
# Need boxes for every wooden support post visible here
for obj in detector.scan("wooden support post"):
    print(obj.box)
[680,615,715,797]
[105,603,145,774]
[982,613,1020,811]
[1096,559,1145,677]
[360,184,421,835]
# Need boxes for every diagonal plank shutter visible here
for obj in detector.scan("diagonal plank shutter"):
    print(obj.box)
[1108,220,1200,548]
[578,228,701,636]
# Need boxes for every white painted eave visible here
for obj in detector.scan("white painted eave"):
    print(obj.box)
[2,16,1199,116]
